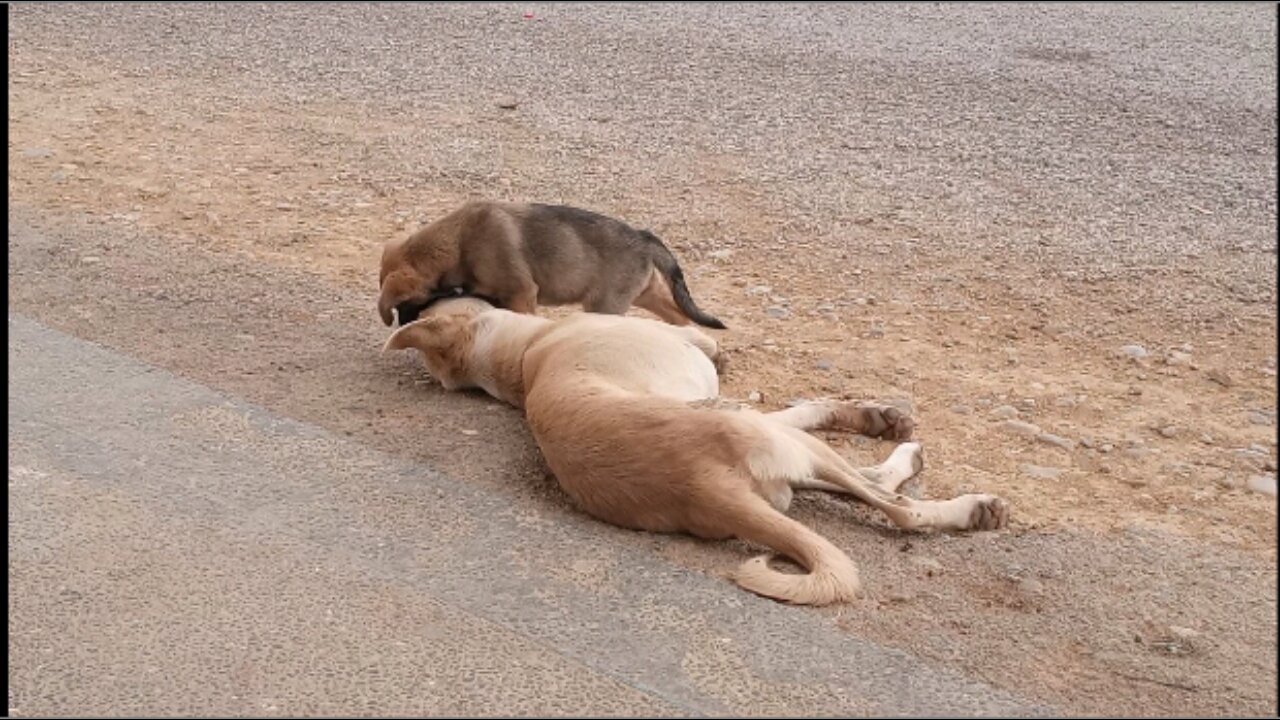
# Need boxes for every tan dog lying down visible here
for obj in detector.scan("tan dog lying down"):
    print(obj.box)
[384,297,1009,605]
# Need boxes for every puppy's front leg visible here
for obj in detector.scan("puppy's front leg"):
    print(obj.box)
[506,283,540,315]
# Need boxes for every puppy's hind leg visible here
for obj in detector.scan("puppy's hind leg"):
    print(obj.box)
[632,270,694,326]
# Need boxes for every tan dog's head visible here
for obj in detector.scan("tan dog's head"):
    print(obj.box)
[382,296,546,408]
[383,312,478,392]
[377,230,461,327]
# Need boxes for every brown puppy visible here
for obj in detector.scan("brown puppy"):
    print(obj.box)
[385,298,1009,606]
[377,200,726,329]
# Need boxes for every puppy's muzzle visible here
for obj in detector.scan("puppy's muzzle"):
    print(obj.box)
[394,287,467,326]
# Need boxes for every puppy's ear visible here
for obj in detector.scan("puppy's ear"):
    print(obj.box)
[382,316,458,354]
[378,296,396,327]
[377,269,421,327]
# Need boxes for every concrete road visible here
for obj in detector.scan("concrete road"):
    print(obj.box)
[8,310,1048,716]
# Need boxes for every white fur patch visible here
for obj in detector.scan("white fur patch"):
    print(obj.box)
[742,417,815,484]
[880,442,924,485]
[467,314,507,400]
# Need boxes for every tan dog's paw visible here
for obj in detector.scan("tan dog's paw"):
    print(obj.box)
[964,494,1009,531]
[836,402,916,440]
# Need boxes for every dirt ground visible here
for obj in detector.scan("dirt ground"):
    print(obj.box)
[8,4,1277,716]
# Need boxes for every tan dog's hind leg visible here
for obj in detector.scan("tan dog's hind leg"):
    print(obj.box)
[776,428,1007,532]
[766,400,914,440]
[767,400,922,491]
[791,441,924,494]
[818,455,1007,532]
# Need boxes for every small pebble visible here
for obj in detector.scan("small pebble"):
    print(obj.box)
[747,391,763,403]
[1119,344,1148,359]
[1001,419,1043,438]
[989,405,1019,420]
[1247,410,1276,426]
[1020,464,1063,479]
[1038,432,1076,450]
[1246,474,1277,497]
[911,556,944,576]
[1205,369,1234,387]
[1018,578,1045,595]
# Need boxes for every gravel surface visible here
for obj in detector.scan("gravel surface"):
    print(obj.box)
[9,3,1276,272]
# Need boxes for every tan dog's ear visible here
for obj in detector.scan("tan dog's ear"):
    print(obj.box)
[382,316,457,354]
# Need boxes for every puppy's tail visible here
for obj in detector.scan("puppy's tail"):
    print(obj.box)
[641,231,727,330]
[727,495,861,606]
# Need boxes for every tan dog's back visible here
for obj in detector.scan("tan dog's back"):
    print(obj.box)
[522,314,720,401]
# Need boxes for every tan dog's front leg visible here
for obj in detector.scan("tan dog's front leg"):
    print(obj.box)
[767,400,914,440]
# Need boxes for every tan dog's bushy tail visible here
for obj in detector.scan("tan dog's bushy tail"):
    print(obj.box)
[727,496,861,606]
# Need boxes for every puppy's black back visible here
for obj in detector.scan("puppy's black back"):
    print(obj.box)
[523,203,650,253]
